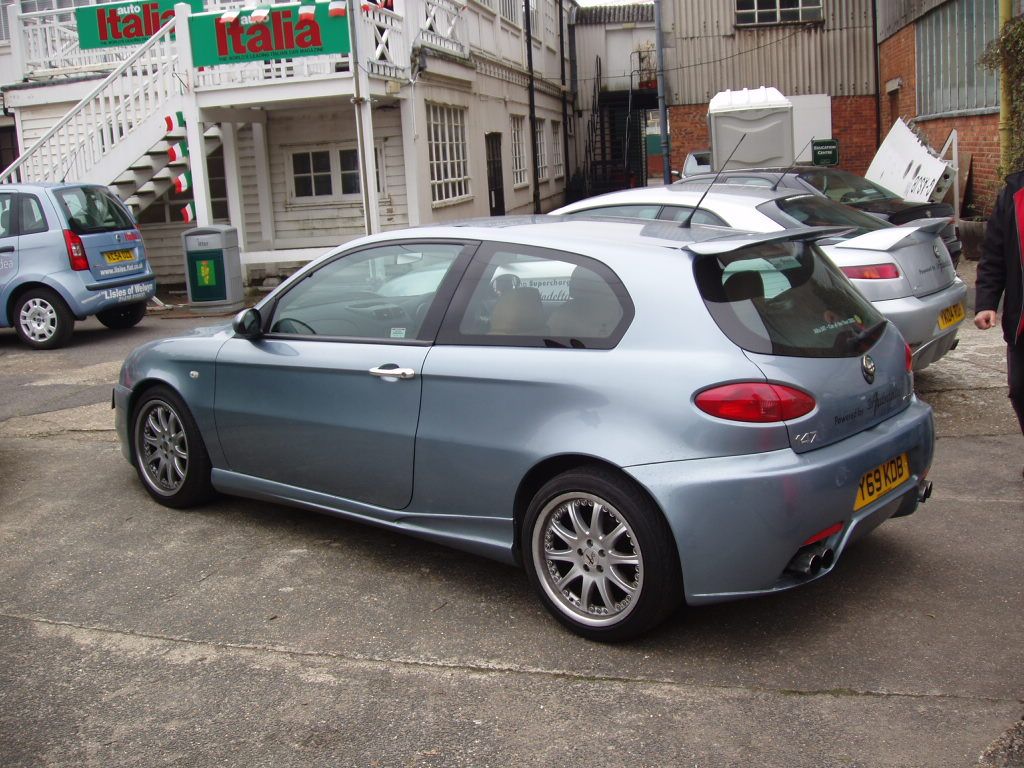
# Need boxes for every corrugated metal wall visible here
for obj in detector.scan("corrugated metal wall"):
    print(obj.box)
[878,0,1024,42]
[666,0,876,104]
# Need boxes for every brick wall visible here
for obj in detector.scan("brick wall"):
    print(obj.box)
[667,104,709,173]
[876,20,1002,216]
[831,96,879,176]
[915,114,1002,217]
[668,98,876,176]
[878,25,917,130]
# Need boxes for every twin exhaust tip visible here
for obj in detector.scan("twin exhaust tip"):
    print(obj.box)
[786,543,836,578]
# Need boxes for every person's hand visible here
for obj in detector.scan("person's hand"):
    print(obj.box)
[974,310,998,330]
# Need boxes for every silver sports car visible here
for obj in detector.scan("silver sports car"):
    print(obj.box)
[553,185,967,371]
[114,218,934,641]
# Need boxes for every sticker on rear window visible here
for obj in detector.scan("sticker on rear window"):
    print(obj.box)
[812,314,862,335]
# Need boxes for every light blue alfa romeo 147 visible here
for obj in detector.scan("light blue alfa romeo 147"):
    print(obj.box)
[114,217,934,641]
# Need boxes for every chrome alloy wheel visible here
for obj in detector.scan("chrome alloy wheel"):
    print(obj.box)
[18,297,58,343]
[532,492,644,628]
[136,400,189,497]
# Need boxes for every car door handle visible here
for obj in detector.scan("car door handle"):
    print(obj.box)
[369,365,416,380]
[0,246,13,253]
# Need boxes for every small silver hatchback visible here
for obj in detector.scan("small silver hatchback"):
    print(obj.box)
[0,183,155,349]
[114,218,934,640]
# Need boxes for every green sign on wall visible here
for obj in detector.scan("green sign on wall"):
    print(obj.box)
[189,2,350,67]
[75,0,203,50]
[812,139,840,167]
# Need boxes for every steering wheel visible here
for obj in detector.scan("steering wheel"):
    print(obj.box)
[272,317,316,335]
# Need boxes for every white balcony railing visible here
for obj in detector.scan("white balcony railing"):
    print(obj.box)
[10,0,410,84]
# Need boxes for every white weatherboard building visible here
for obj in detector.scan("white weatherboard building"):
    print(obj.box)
[0,0,577,287]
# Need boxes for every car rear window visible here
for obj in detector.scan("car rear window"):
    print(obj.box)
[54,186,135,234]
[760,195,889,237]
[694,240,885,358]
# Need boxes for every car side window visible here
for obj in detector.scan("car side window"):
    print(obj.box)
[268,242,466,341]
[440,243,633,350]
[0,194,15,238]
[564,204,661,220]
[658,206,728,226]
[18,195,48,235]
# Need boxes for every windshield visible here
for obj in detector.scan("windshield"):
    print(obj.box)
[761,195,890,238]
[54,186,135,234]
[694,240,884,358]
[797,168,900,205]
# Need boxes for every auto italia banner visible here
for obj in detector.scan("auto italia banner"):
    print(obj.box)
[75,0,203,50]
[188,1,350,67]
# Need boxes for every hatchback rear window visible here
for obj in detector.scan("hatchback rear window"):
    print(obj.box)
[694,240,885,358]
[54,186,135,234]
[760,195,889,237]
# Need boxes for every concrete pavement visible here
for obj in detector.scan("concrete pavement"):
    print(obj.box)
[0,283,1021,767]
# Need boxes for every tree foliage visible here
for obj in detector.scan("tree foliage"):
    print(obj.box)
[981,15,1024,175]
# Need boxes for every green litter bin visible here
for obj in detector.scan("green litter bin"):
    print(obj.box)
[182,226,244,312]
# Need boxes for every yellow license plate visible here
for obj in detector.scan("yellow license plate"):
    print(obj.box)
[104,249,134,264]
[854,453,910,511]
[938,301,965,330]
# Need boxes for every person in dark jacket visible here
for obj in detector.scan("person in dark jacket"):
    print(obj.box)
[975,170,1024,472]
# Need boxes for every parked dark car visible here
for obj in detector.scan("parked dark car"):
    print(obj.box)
[679,167,962,264]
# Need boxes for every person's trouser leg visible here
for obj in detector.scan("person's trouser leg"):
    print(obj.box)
[1009,342,1024,435]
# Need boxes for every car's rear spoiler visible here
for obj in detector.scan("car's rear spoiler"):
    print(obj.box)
[830,217,952,252]
[685,226,851,255]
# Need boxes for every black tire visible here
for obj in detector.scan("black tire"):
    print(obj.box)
[131,385,214,508]
[13,287,74,350]
[97,301,147,330]
[522,467,683,642]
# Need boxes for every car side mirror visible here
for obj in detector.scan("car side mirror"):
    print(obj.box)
[232,307,262,339]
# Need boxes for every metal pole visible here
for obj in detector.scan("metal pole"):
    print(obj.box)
[998,0,1012,173]
[525,0,540,213]
[348,0,375,235]
[654,0,671,184]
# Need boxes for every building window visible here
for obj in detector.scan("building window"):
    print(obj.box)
[534,119,548,182]
[292,150,333,198]
[735,0,823,26]
[551,120,563,179]
[511,115,528,187]
[917,0,1002,118]
[499,0,518,25]
[529,0,538,35]
[427,103,470,205]
[0,125,18,172]
[544,0,557,42]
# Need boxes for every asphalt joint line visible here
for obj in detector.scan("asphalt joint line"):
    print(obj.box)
[3,611,1021,707]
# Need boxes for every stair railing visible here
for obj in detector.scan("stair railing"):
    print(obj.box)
[0,18,181,185]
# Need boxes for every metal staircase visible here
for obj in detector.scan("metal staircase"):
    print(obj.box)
[0,16,217,219]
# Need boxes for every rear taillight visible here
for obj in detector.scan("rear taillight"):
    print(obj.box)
[125,231,141,241]
[840,264,900,280]
[905,343,913,372]
[64,230,89,271]
[695,382,816,423]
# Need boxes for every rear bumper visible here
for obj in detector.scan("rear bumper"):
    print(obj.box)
[872,278,967,355]
[625,398,934,604]
[57,269,156,319]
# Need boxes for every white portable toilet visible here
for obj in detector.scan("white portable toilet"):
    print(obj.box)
[708,87,795,171]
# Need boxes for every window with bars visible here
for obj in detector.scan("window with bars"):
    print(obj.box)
[551,120,563,179]
[544,0,557,42]
[535,119,548,182]
[735,0,822,26]
[511,115,528,187]
[427,103,471,205]
[916,0,1004,118]
[499,0,518,25]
